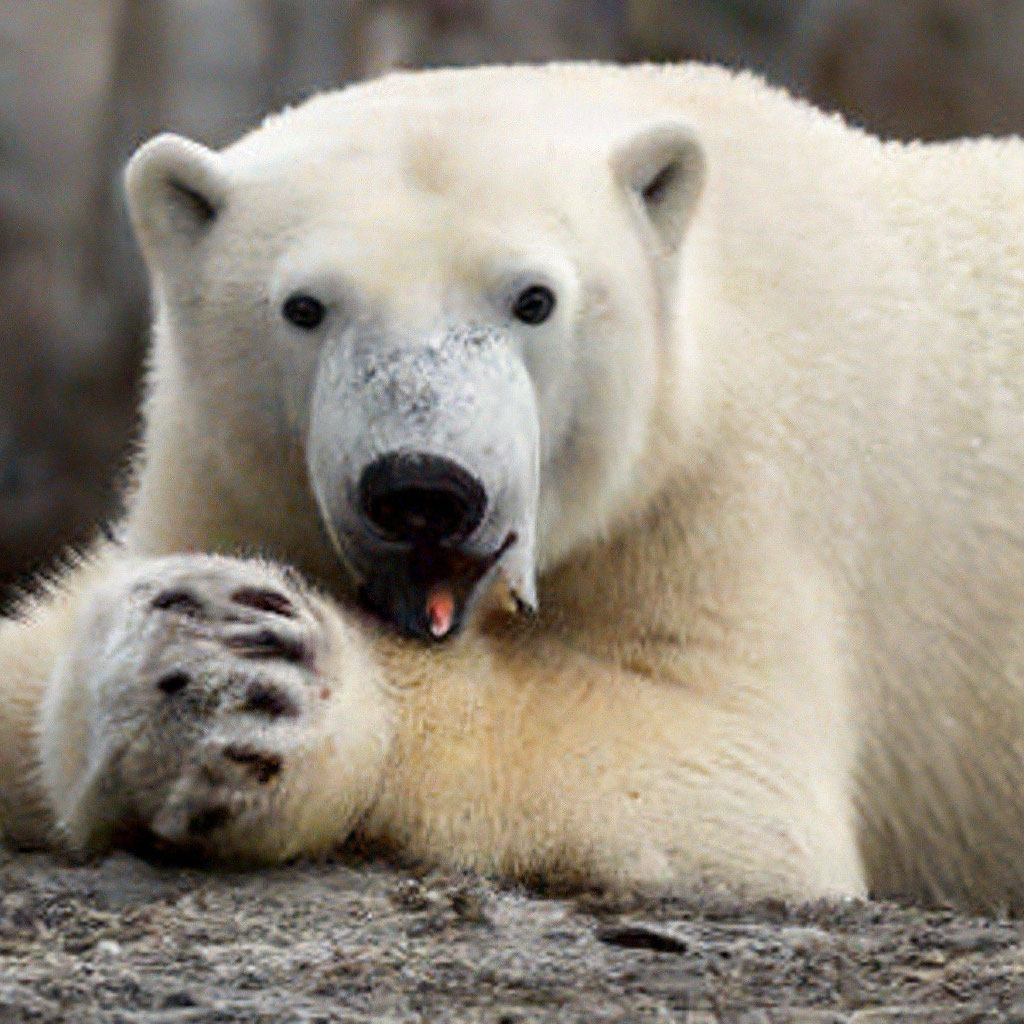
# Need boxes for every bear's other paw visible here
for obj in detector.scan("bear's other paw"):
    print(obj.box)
[39,555,390,864]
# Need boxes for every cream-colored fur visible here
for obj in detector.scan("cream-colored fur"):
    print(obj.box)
[1,63,1023,912]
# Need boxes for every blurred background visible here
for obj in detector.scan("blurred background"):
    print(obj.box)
[2,0,1023,603]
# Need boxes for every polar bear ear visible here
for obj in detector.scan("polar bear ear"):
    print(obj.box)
[125,133,228,265]
[611,121,706,255]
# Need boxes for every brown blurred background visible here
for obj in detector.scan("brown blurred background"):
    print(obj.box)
[2,0,1023,603]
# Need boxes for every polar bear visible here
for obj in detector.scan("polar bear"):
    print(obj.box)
[1,62,1023,913]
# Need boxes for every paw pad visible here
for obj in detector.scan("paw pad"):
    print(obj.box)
[223,744,284,783]
[242,679,300,718]
[230,587,297,618]
[156,670,191,696]
[187,804,231,836]
[226,628,309,665]
[151,589,206,616]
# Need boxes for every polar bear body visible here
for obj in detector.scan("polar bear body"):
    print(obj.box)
[1,63,1023,911]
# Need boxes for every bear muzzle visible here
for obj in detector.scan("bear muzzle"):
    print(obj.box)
[306,321,540,641]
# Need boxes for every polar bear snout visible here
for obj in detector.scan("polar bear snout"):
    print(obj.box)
[307,320,542,640]
[357,451,487,546]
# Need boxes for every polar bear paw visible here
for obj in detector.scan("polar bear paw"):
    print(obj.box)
[40,555,390,864]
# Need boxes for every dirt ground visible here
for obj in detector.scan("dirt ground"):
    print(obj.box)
[3,849,1024,1023]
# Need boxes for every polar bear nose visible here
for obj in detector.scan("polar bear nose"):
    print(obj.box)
[357,452,487,545]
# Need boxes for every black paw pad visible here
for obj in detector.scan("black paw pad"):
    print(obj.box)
[223,745,283,783]
[151,589,206,616]
[230,587,297,618]
[156,670,191,696]
[226,628,309,665]
[242,680,299,718]
[187,804,231,836]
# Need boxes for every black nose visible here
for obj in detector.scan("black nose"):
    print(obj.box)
[357,452,486,545]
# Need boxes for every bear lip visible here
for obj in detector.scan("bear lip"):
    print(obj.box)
[351,531,518,641]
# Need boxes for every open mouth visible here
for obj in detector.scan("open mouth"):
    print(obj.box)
[352,531,518,641]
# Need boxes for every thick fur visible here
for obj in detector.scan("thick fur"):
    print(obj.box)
[1,63,1023,911]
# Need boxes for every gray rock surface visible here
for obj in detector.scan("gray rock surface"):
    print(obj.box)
[2,850,1023,1023]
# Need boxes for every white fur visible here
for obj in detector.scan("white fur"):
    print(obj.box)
[1,63,1023,911]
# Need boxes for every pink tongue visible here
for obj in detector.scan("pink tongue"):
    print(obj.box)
[427,587,455,638]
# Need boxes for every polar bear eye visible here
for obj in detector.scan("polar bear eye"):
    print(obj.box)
[511,284,556,326]
[282,293,326,330]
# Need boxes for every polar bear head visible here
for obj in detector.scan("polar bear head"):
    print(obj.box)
[125,67,706,639]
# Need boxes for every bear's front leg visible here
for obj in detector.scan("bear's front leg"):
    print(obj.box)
[40,554,392,863]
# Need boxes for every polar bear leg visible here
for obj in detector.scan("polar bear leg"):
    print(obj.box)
[8,553,390,863]
[0,549,128,850]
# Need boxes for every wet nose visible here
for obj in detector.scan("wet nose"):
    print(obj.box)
[357,452,486,545]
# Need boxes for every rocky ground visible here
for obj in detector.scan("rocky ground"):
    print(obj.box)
[2,849,1024,1023]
